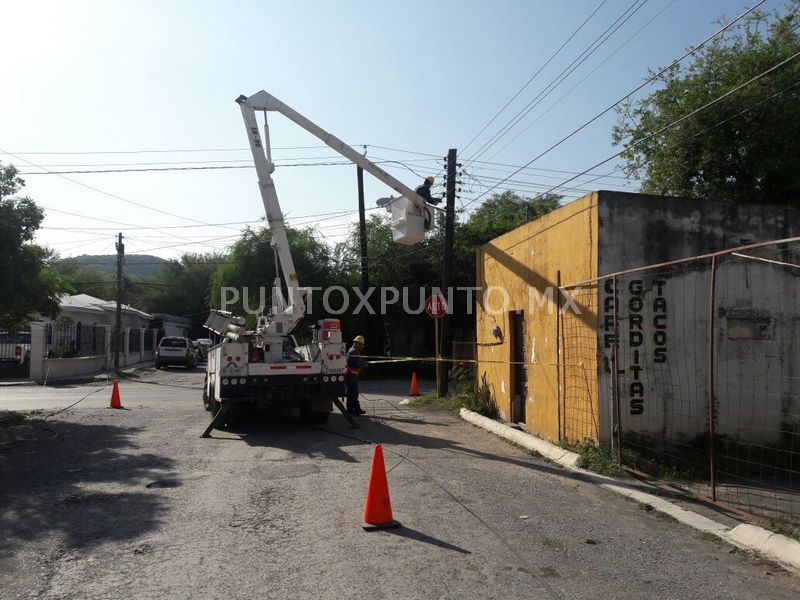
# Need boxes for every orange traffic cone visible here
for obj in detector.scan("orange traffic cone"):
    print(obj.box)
[409,372,420,396]
[362,445,400,530]
[109,379,122,409]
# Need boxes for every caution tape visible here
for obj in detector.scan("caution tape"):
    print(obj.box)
[358,354,585,368]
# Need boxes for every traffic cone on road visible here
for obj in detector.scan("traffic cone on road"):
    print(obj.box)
[109,380,122,409]
[362,445,400,530]
[409,372,420,396]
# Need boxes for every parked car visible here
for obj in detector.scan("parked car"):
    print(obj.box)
[0,331,31,365]
[155,336,197,369]
[195,338,213,358]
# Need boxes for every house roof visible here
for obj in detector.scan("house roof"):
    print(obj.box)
[150,312,192,326]
[60,294,153,320]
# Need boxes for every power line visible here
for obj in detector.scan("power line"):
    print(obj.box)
[1,148,243,233]
[465,173,628,195]
[371,52,800,268]
[459,0,769,211]
[22,165,254,175]
[363,145,441,157]
[12,155,442,169]
[17,157,444,176]
[465,0,649,165]
[460,0,609,154]
[7,143,442,158]
[40,205,380,234]
[470,53,800,219]
[463,161,637,182]
[486,0,677,161]
[6,145,333,155]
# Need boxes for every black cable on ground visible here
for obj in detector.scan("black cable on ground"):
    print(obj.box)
[309,423,563,600]
[0,386,108,453]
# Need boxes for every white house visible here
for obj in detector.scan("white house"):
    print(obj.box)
[58,294,152,329]
[150,313,192,339]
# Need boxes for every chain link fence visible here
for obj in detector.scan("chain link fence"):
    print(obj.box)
[560,283,600,442]
[559,238,800,527]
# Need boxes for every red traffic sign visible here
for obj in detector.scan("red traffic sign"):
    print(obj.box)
[425,294,448,318]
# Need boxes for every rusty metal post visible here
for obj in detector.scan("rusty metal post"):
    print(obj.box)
[612,276,623,463]
[706,256,718,501]
[556,270,562,441]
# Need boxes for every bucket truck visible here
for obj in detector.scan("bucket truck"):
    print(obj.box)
[201,90,434,435]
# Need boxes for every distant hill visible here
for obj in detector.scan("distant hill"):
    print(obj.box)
[66,254,169,277]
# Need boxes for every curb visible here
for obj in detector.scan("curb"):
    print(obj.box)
[459,408,800,574]
[37,362,154,385]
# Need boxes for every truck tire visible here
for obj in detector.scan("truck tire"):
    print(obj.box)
[202,377,211,411]
[206,383,220,416]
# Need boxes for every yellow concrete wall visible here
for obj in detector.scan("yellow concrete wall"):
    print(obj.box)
[475,193,599,442]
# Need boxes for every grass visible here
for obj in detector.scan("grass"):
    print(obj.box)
[559,439,628,478]
[696,532,780,568]
[699,531,723,545]
[410,371,500,419]
[451,371,499,418]
[410,392,446,406]
[0,410,44,428]
[768,519,800,542]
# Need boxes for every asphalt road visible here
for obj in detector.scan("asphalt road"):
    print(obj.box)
[1,368,798,599]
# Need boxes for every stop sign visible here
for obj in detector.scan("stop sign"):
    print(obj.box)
[425,294,448,318]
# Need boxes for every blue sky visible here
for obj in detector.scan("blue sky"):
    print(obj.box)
[0,0,769,258]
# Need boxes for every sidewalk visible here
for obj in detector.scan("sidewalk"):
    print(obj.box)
[459,408,800,574]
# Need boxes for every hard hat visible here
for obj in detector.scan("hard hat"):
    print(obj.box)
[424,176,435,185]
[353,335,366,344]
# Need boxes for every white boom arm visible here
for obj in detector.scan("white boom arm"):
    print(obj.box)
[238,91,428,206]
[236,90,430,335]
[237,97,305,335]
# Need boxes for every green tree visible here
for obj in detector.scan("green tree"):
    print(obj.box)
[211,226,335,334]
[54,260,115,301]
[0,163,66,329]
[335,191,560,353]
[613,4,800,204]
[131,252,224,337]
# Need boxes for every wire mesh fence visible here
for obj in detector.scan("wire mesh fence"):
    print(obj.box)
[559,238,800,526]
[712,248,800,522]
[560,283,599,442]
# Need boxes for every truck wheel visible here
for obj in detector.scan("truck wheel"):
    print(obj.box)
[202,377,211,411]
[206,383,220,416]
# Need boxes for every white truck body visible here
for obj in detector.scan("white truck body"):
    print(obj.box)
[203,90,430,427]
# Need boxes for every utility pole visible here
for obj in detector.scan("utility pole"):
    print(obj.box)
[357,166,370,340]
[438,148,457,397]
[114,232,124,376]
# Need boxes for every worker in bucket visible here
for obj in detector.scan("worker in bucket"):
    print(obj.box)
[345,335,368,416]
[415,176,441,206]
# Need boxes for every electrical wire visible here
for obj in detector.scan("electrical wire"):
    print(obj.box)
[308,424,562,599]
[465,0,650,165]
[6,145,334,155]
[14,155,443,169]
[368,58,800,270]
[1,148,242,231]
[486,0,677,161]
[460,159,636,181]
[461,0,609,154]
[17,157,445,176]
[459,0,774,212]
